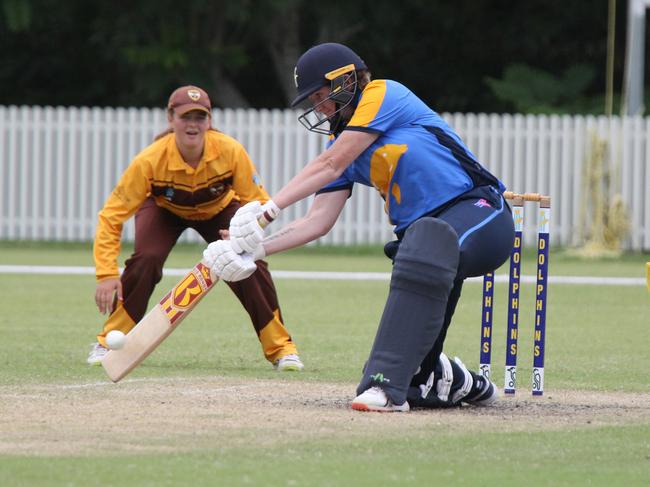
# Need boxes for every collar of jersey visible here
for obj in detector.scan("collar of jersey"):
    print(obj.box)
[165,132,220,172]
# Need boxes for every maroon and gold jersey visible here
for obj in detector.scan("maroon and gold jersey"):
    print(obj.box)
[94,130,269,281]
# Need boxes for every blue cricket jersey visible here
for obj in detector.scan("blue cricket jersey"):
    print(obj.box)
[319,79,503,233]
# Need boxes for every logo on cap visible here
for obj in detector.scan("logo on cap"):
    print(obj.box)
[187,89,201,101]
[293,67,298,88]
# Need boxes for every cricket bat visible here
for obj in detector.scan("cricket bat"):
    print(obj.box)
[101,260,218,382]
[101,214,271,383]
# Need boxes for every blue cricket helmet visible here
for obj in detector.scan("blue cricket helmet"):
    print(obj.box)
[291,43,367,107]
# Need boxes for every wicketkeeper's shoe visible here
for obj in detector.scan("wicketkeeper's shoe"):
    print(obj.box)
[274,354,304,371]
[87,342,108,366]
[464,374,499,406]
[351,387,410,412]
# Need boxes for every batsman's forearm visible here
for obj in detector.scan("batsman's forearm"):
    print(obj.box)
[273,130,378,209]
[262,217,328,256]
[273,155,342,209]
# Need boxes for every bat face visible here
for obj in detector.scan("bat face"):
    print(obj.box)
[101,216,265,383]
[163,262,215,324]
[101,261,217,382]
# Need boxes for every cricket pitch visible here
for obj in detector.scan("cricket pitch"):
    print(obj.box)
[1,377,649,456]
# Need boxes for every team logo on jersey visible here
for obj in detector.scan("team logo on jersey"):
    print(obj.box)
[164,187,174,201]
[187,89,201,101]
[474,198,492,208]
[209,182,225,197]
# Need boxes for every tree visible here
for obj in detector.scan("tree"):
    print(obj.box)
[0,0,635,113]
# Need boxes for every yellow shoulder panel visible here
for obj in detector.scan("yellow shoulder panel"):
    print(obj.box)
[348,80,387,128]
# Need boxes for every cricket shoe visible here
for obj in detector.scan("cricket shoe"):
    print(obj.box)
[351,387,410,412]
[464,374,499,407]
[87,342,108,366]
[274,354,304,371]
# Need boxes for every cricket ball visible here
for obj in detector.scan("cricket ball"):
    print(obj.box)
[105,330,127,350]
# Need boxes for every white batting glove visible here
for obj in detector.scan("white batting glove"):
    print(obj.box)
[203,240,258,282]
[203,239,265,267]
[229,200,281,254]
[202,241,221,268]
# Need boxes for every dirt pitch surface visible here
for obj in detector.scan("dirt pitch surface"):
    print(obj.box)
[2,377,649,456]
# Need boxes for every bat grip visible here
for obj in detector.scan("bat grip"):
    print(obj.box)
[257,215,271,229]
[258,201,281,229]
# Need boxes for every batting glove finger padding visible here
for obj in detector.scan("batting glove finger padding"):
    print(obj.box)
[230,219,265,254]
[209,240,258,282]
[202,241,221,268]
[229,201,265,254]
[229,200,281,254]
[234,200,263,217]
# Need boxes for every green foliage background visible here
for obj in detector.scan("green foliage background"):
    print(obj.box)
[0,0,639,114]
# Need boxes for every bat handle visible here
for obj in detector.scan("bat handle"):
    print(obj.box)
[258,201,281,229]
[257,215,271,229]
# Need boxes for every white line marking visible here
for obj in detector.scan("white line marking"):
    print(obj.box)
[0,264,645,286]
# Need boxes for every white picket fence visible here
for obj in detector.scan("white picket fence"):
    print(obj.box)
[1,106,649,250]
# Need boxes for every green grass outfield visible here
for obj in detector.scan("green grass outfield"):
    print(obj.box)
[0,241,649,486]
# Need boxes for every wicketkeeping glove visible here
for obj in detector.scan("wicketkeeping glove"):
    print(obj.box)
[229,200,281,254]
[203,240,258,282]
